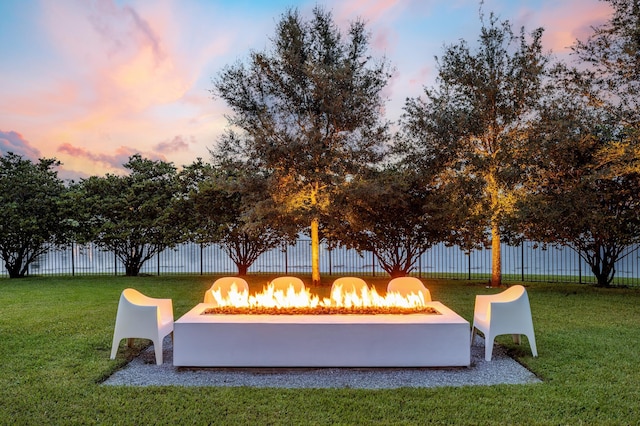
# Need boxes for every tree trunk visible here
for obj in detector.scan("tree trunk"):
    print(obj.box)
[5,257,26,278]
[311,217,321,285]
[125,263,140,276]
[7,264,24,278]
[389,266,407,278]
[124,255,142,276]
[491,220,502,287]
[487,167,502,288]
[237,263,249,276]
[593,268,613,287]
[589,246,616,287]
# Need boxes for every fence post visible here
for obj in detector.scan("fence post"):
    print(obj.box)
[328,247,332,276]
[114,250,117,276]
[418,254,422,278]
[200,243,204,276]
[372,250,375,277]
[284,243,288,275]
[71,242,75,277]
[157,249,161,276]
[578,248,582,284]
[521,242,525,282]
[468,251,471,280]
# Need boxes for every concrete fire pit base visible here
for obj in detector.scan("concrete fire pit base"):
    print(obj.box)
[173,302,470,368]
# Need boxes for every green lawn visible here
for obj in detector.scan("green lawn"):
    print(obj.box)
[1,275,638,425]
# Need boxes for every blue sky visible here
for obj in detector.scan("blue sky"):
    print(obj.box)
[0,0,611,179]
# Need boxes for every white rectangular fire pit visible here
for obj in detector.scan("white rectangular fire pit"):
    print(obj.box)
[173,302,470,367]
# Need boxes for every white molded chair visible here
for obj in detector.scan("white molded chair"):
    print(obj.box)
[204,277,249,305]
[270,276,305,292]
[330,277,369,301]
[471,285,538,361]
[387,277,432,302]
[110,288,174,365]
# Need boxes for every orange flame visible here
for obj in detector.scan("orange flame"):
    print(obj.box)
[209,281,428,309]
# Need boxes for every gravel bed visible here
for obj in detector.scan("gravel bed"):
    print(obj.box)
[102,335,541,389]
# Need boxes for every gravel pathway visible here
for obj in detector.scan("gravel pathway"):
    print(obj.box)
[102,335,541,389]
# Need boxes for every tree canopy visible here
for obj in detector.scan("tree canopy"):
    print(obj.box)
[188,152,296,275]
[0,153,71,278]
[213,6,391,284]
[510,0,640,287]
[334,166,454,277]
[77,154,186,276]
[400,11,550,286]
[573,0,640,131]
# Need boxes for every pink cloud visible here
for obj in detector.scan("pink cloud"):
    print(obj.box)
[0,82,81,118]
[0,130,42,160]
[334,0,402,24]
[330,0,405,54]
[154,135,194,154]
[84,0,164,62]
[41,0,191,117]
[372,27,399,52]
[94,2,163,61]
[511,0,613,56]
[409,65,433,88]
[57,142,165,170]
[19,0,205,174]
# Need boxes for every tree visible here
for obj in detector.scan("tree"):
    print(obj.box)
[401,11,550,287]
[187,152,296,276]
[573,0,640,131]
[513,79,640,286]
[0,153,71,278]
[333,166,453,277]
[78,154,186,276]
[510,0,640,287]
[213,7,390,285]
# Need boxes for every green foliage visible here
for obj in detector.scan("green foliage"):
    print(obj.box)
[188,156,296,275]
[0,153,71,278]
[514,81,640,286]
[77,154,187,276]
[511,0,640,287]
[213,6,391,283]
[400,11,551,287]
[1,276,640,424]
[572,0,640,129]
[333,166,454,277]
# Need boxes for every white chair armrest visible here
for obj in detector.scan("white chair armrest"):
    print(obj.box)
[155,298,173,323]
[474,294,493,318]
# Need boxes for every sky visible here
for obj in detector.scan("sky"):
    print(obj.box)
[0,0,612,180]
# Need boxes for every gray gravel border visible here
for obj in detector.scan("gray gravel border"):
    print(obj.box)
[102,335,541,389]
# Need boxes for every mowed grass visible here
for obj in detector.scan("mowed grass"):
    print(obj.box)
[1,274,639,425]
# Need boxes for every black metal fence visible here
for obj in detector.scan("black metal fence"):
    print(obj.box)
[12,240,640,287]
